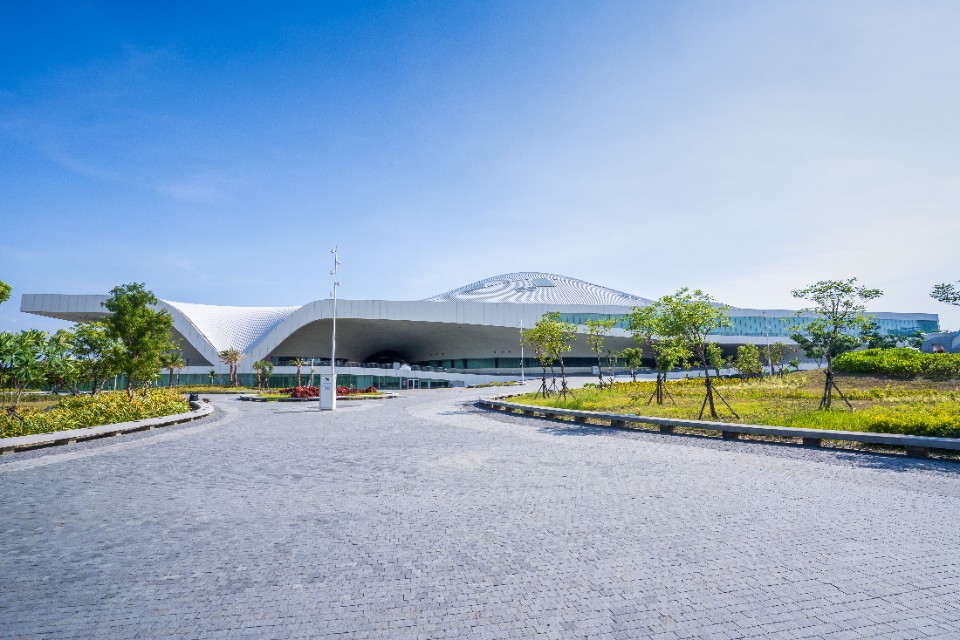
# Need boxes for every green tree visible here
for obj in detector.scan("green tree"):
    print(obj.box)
[73,322,122,394]
[218,348,246,387]
[654,288,737,419]
[522,312,576,399]
[862,319,898,350]
[0,330,48,409]
[765,341,788,377]
[619,347,644,382]
[43,329,78,393]
[931,281,960,306]
[521,322,555,398]
[292,357,305,387]
[159,351,186,389]
[584,317,616,388]
[102,283,175,398]
[705,342,726,378]
[627,305,690,405]
[0,280,10,306]
[253,359,274,390]
[733,344,763,380]
[791,278,882,410]
[543,312,576,399]
[904,330,926,350]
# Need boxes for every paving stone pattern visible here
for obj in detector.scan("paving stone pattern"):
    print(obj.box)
[2,386,960,639]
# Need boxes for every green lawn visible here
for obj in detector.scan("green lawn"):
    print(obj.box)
[509,371,960,439]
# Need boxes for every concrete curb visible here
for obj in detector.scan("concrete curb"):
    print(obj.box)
[479,398,960,459]
[0,400,214,455]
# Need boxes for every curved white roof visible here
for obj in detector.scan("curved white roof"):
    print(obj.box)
[163,300,299,353]
[424,272,652,306]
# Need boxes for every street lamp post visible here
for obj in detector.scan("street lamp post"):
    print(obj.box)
[320,246,341,411]
[519,319,525,383]
[764,311,773,376]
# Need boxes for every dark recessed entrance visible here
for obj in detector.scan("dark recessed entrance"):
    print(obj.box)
[363,350,409,365]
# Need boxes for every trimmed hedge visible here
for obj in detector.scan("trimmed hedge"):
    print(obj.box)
[833,348,960,378]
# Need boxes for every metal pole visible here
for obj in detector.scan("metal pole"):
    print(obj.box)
[332,246,339,378]
[321,246,341,411]
[765,312,772,376]
[520,319,525,383]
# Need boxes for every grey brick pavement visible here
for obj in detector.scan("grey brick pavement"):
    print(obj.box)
[2,386,960,639]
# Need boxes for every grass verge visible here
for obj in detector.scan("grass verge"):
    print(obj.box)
[509,371,960,439]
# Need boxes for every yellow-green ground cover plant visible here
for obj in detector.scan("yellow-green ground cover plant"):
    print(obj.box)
[509,371,960,439]
[834,348,960,378]
[0,388,189,438]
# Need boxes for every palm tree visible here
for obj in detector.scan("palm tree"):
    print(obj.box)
[159,351,185,388]
[174,358,185,387]
[292,357,305,387]
[252,359,273,390]
[218,348,247,387]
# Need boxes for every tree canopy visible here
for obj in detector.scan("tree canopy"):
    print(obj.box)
[72,322,123,394]
[522,312,576,399]
[0,280,10,306]
[791,278,882,409]
[584,317,616,388]
[630,290,730,416]
[931,281,960,307]
[102,283,175,396]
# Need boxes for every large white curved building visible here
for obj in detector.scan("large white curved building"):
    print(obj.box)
[22,272,940,388]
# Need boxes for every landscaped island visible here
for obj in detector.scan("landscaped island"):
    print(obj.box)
[508,370,960,439]
[254,385,386,401]
[0,388,190,439]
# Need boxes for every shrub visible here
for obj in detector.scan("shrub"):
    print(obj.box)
[277,386,320,398]
[0,388,189,438]
[834,348,960,378]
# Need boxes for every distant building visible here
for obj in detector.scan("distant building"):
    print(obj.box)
[22,272,939,387]
[921,331,960,354]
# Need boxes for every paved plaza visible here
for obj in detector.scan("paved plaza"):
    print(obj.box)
[2,386,960,639]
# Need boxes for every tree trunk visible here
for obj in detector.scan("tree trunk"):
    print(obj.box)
[558,356,572,400]
[820,356,833,410]
[702,361,718,419]
[596,351,604,389]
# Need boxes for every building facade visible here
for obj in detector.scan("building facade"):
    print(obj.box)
[22,272,940,387]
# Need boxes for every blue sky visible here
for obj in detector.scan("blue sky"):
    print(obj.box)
[2,0,959,332]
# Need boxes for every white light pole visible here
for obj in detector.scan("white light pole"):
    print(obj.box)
[519,319,525,383]
[320,246,341,411]
[764,311,773,376]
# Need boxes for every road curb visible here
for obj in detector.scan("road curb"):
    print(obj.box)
[479,397,960,459]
